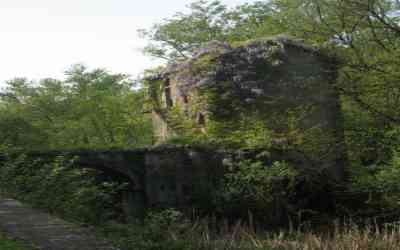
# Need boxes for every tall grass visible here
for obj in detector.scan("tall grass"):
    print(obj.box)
[100,214,400,250]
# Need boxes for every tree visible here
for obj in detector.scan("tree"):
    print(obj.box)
[0,65,153,150]
[270,0,400,164]
[63,65,153,148]
[138,0,276,61]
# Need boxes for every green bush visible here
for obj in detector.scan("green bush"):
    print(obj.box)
[349,151,400,216]
[100,209,195,250]
[215,159,299,224]
[0,148,127,225]
[0,233,32,250]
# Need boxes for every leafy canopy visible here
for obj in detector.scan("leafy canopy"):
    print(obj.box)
[138,0,278,61]
[0,64,153,150]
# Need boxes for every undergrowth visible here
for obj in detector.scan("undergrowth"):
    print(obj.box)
[99,212,400,250]
[3,146,400,249]
[0,232,33,250]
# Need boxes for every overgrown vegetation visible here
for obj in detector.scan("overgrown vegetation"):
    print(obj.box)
[0,64,152,150]
[0,147,128,225]
[0,232,32,250]
[98,218,400,250]
[1,0,400,249]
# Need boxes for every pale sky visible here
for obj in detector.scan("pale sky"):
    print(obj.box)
[0,0,252,87]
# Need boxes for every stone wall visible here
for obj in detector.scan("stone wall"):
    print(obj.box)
[144,147,225,208]
[24,147,227,219]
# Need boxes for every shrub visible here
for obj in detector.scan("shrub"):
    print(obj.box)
[215,160,299,225]
[0,148,127,225]
[348,151,400,218]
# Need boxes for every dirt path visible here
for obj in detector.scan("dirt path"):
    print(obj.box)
[0,197,119,250]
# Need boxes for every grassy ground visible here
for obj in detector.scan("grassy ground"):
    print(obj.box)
[0,233,31,250]
[97,217,400,250]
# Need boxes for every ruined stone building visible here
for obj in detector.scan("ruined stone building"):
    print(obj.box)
[148,36,345,181]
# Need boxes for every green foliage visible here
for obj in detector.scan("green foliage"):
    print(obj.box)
[98,208,400,250]
[166,106,202,139]
[142,67,166,113]
[350,151,400,212]
[0,233,31,250]
[206,116,273,149]
[0,64,153,150]
[0,149,127,225]
[215,159,299,223]
[100,209,194,250]
[271,0,400,163]
[138,0,278,61]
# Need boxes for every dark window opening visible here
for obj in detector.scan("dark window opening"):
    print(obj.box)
[164,78,173,108]
[182,95,189,104]
[198,113,206,126]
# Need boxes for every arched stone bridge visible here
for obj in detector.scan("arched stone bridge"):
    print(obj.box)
[6,144,343,220]
[26,146,227,219]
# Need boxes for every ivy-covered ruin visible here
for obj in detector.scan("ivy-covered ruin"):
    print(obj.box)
[146,36,346,181]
